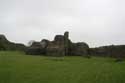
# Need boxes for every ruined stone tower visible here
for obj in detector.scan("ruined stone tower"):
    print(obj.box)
[46,33,65,56]
[26,31,89,56]
[64,31,69,55]
[45,31,70,56]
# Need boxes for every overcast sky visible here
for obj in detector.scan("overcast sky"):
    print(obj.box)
[0,0,125,47]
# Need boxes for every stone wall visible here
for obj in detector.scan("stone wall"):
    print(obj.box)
[1,32,125,59]
[89,45,125,58]
[46,35,65,56]
[25,31,89,56]
[68,42,89,56]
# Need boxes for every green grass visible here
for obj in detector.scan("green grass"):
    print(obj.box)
[0,51,125,83]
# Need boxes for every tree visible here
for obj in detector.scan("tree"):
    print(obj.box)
[27,40,36,47]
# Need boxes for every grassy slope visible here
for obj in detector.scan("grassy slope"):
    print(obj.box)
[0,51,125,83]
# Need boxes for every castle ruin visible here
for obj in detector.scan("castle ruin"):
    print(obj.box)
[25,31,89,56]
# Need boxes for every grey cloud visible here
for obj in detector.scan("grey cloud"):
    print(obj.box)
[0,0,125,47]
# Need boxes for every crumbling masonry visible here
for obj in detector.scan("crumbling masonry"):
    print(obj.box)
[0,32,125,59]
[25,31,89,56]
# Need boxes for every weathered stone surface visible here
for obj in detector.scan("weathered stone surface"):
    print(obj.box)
[68,42,89,56]
[25,41,45,55]
[64,31,69,55]
[25,31,89,56]
[46,34,65,56]
[1,32,125,59]
[89,45,125,59]
[25,47,44,55]
[46,45,65,56]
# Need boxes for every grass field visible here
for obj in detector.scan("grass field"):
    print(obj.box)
[0,51,125,83]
